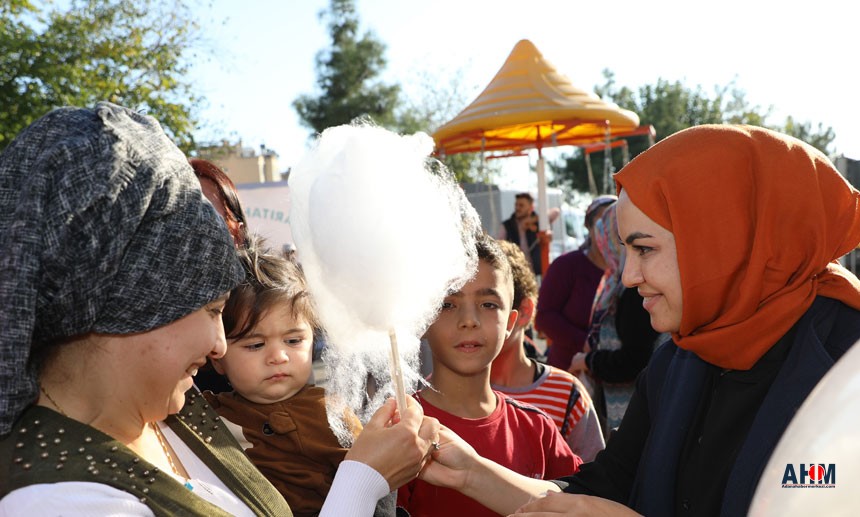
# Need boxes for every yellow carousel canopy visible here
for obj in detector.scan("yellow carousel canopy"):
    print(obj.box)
[433,39,643,156]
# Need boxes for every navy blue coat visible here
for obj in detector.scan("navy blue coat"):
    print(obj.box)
[559,296,860,516]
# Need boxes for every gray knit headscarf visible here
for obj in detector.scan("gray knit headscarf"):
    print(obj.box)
[0,102,244,436]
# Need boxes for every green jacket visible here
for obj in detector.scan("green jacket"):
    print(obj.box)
[0,389,293,516]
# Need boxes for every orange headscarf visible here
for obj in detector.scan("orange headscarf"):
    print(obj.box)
[615,125,860,370]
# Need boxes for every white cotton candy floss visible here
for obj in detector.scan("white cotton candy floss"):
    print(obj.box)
[289,123,480,444]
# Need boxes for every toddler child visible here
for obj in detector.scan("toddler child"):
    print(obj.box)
[204,242,365,517]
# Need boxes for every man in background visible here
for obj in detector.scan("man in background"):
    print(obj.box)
[499,192,542,277]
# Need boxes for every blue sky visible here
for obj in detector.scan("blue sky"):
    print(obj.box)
[192,0,859,189]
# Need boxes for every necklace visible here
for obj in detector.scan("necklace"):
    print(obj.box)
[150,422,194,491]
[39,384,68,416]
[41,384,192,491]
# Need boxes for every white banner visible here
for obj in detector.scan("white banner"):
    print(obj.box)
[236,182,294,253]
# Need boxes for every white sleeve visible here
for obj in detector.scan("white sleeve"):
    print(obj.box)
[0,482,154,516]
[319,460,390,517]
[566,403,606,462]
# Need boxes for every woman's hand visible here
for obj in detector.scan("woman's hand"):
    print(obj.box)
[569,352,588,373]
[513,491,641,516]
[345,397,439,490]
[418,426,479,490]
[421,427,562,514]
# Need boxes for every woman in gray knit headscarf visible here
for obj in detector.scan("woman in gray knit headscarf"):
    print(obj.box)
[0,103,439,516]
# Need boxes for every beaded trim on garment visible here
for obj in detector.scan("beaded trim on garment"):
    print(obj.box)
[0,389,293,517]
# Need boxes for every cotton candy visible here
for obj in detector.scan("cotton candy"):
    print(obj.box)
[289,122,480,443]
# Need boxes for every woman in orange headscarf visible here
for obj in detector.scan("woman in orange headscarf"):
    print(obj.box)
[418,125,860,517]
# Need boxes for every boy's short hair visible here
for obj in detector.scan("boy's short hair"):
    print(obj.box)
[495,240,538,312]
[475,233,514,306]
[515,192,534,203]
[223,237,320,341]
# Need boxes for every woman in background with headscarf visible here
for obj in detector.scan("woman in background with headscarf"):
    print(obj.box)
[0,103,439,516]
[417,125,860,517]
[568,203,662,440]
[536,195,617,370]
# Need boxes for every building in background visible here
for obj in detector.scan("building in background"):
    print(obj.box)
[195,140,293,252]
[196,140,284,184]
[835,155,860,189]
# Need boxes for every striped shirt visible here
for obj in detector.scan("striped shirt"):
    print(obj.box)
[493,361,605,461]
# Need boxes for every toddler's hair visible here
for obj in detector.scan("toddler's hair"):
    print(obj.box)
[223,236,319,341]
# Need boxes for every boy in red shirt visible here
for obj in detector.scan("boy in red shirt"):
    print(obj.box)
[397,234,581,516]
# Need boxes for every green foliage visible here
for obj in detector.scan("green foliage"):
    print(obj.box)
[553,70,836,194]
[0,0,207,152]
[0,0,36,17]
[295,2,487,185]
[781,116,836,154]
[396,67,489,183]
[293,0,401,135]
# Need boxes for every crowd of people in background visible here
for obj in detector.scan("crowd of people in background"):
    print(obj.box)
[568,202,664,438]
[536,195,616,371]
[2,103,858,517]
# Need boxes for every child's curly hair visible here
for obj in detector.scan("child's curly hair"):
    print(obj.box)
[495,240,538,315]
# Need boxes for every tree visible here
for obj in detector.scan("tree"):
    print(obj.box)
[295,4,489,183]
[396,67,491,183]
[293,0,401,135]
[552,70,836,195]
[781,117,836,154]
[0,0,208,152]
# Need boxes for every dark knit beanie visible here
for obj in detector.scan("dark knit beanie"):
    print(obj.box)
[0,102,243,435]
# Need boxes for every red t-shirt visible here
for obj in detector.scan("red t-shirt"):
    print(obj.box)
[397,390,581,516]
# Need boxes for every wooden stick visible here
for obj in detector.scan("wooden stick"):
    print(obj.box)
[388,328,408,414]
